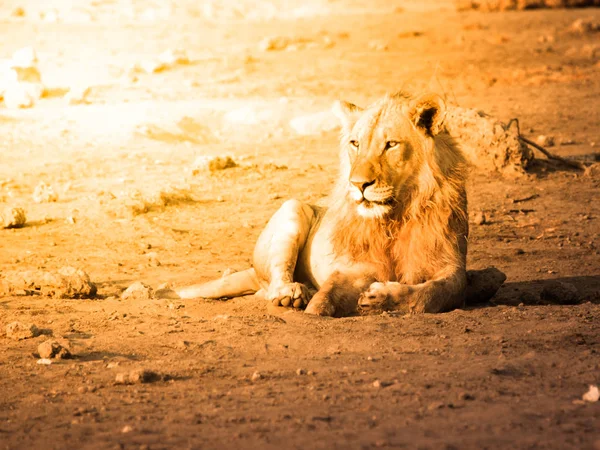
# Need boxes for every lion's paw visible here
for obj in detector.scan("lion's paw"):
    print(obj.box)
[304,292,336,317]
[358,282,391,310]
[267,282,310,309]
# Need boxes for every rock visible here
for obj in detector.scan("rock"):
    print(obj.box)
[0,206,26,228]
[296,368,306,375]
[115,369,161,384]
[289,110,339,136]
[144,252,161,267]
[121,281,154,301]
[251,371,262,381]
[65,86,91,105]
[192,155,237,173]
[38,339,71,359]
[471,211,487,225]
[444,107,533,174]
[33,182,59,203]
[540,281,579,304]
[465,267,507,304]
[368,40,388,51]
[6,321,39,340]
[582,385,599,402]
[259,36,291,51]
[569,18,600,34]
[583,163,600,179]
[0,267,97,299]
[536,135,555,147]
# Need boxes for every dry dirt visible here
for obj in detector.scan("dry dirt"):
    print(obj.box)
[1,1,599,449]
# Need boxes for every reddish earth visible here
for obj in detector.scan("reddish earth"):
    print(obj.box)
[0,1,599,449]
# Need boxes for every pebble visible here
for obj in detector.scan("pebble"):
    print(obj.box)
[121,281,154,301]
[115,369,161,384]
[33,182,59,203]
[582,385,599,403]
[38,339,71,359]
[536,135,554,147]
[0,206,26,228]
[472,211,487,225]
[251,371,262,382]
[296,368,306,376]
[6,321,39,340]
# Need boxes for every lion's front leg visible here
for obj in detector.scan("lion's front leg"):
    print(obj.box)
[253,199,316,309]
[358,269,467,314]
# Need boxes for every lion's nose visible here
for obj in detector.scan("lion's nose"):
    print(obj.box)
[350,179,375,193]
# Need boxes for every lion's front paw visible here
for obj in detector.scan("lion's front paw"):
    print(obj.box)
[267,282,310,309]
[304,292,335,317]
[358,282,391,310]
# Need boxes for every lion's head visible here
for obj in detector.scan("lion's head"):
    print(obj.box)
[332,91,463,220]
[328,91,468,280]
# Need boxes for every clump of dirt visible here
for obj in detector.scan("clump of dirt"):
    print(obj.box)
[0,266,97,298]
[0,206,26,228]
[456,0,600,11]
[5,321,39,340]
[445,107,533,174]
[121,281,154,300]
[192,155,238,173]
[37,339,71,359]
[114,369,162,384]
[103,185,199,218]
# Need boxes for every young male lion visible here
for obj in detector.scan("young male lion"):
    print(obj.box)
[175,91,504,316]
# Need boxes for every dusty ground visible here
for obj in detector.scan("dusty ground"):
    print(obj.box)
[1,1,599,449]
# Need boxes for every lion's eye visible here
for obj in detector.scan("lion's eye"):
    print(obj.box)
[349,140,359,149]
[385,141,400,150]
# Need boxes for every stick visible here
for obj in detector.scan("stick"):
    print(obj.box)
[504,118,585,171]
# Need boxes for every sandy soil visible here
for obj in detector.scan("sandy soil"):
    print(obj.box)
[0,1,599,449]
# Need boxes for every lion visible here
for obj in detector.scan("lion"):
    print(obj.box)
[172,91,506,316]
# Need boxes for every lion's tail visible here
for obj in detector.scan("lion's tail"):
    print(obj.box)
[176,268,262,300]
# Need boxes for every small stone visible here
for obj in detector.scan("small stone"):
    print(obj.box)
[6,321,39,340]
[38,339,71,359]
[427,401,446,411]
[540,281,579,305]
[582,385,599,403]
[145,252,161,267]
[65,85,91,105]
[514,248,525,255]
[192,155,237,173]
[33,182,58,203]
[115,369,161,384]
[0,206,26,228]
[583,163,600,179]
[296,368,306,376]
[536,135,554,147]
[259,36,290,52]
[128,369,160,383]
[121,281,154,301]
[373,380,382,388]
[251,371,262,382]
[121,425,133,433]
[471,211,487,225]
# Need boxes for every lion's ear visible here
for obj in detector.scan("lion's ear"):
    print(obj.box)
[407,93,446,136]
[332,100,363,130]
